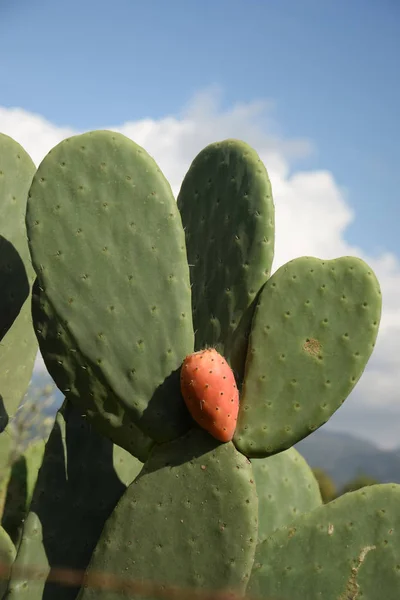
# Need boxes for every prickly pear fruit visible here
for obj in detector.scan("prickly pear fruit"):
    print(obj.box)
[180,348,239,442]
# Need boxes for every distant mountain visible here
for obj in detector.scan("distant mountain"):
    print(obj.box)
[25,371,400,489]
[21,369,64,415]
[295,429,400,489]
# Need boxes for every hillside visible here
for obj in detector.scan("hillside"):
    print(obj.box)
[295,429,400,488]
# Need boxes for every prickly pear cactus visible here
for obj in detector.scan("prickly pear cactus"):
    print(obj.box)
[1,437,45,547]
[180,348,240,441]
[0,133,47,559]
[6,399,143,600]
[0,132,38,423]
[251,447,323,543]
[4,131,391,600]
[248,484,400,600]
[233,255,382,457]
[177,139,275,383]
[79,428,258,600]
[25,131,193,454]
[0,527,16,597]
[0,134,38,423]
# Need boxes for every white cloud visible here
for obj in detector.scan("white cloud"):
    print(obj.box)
[2,89,399,448]
[0,106,75,166]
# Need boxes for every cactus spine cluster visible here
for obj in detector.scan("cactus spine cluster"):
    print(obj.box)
[1,128,398,600]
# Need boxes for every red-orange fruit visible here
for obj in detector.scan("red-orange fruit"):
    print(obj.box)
[180,348,239,442]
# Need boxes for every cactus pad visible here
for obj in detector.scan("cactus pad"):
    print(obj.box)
[252,447,322,542]
[6,400,143,600]
[177,139,274,384]
[0,133,37,424]
[77,427,258,600]
[32,279,154,461]
[248,483,400,600]
[0,525,16,596]
[234,256,382,457]
[2,438,45,547]
[26,131,194,444]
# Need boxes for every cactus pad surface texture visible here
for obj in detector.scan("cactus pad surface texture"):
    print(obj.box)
[25,131,194,450]
[0,133,38,425]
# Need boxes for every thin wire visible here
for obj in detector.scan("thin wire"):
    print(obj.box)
[0,560,284,600]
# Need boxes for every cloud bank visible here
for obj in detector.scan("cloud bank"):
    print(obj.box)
[1,89,399,448]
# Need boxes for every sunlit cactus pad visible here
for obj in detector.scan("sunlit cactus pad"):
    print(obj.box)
[248,484,400,600]
[234,256,381,457]
[178,139,274,383]
[77,427,258,600]
[0,133,38,422]
[26,130,194,447]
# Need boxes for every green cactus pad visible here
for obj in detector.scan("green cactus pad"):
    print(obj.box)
[0,525,16,596]
[26,130,194,444]
[4,512,48,599]
[248,483,400,600]
[6,399,143,600]
[77,427,258,600]
[2,438,45,547]
[0,428,13,521]
[32,279,154,462]
[0,133,38,425]
[252,448,322,543]
[234,256,381,457]
[177,139,274,384]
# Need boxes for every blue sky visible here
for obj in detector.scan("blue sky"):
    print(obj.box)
[1,0,400,448]
[1,0,399,254]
